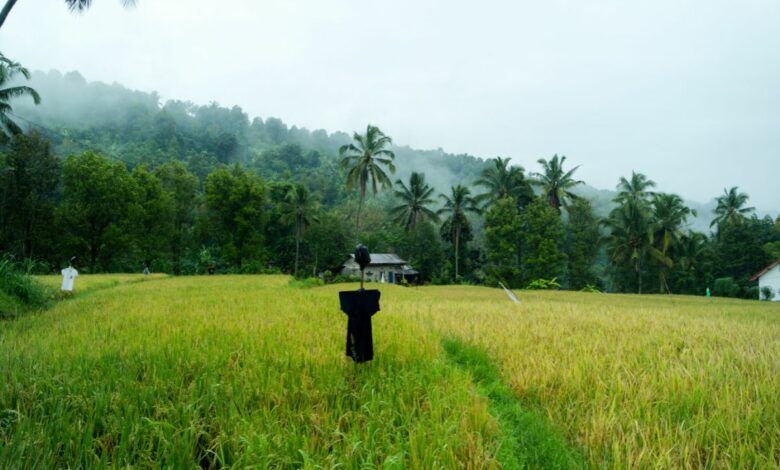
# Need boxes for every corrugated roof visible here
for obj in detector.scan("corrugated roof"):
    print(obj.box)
[346,253,407,265]
[750,259,780,281]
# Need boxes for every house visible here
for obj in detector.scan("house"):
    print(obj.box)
[339,253,418,284]
[750,259,780,301]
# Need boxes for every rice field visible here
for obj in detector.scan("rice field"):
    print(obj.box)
[1,275,779,468]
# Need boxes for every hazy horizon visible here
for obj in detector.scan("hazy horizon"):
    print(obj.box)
[2,0,778,210]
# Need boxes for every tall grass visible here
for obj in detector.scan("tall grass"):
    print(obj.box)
[0,276,778,468]
[0,255,51,318]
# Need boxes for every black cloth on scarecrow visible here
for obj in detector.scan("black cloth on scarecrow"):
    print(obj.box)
[338,289,381,363]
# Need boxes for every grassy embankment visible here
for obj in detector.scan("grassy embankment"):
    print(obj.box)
[1,275,778,468]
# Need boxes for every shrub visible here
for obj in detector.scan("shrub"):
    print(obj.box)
[760,286,775,301]
[712,277,739,298]
[0,255,52,318]
[288,277,324,289]
[526,278,561,290]
[330,274,360,284]
[579,284,602,293]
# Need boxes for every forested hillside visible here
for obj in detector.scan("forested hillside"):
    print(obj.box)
[2,70,778,296]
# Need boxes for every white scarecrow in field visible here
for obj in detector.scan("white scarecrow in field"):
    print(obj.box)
[61,257,78,292]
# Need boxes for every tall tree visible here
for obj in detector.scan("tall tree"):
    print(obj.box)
[530,154,583,211]
[0,53,40,143]
[565,198,600,289]
[399,221,444,283]
[390,172,439,231]
[204,165,267,269]
[603,200,654,293]
[0,132,60,260]
[615,171,656,205]
[130,166,175,270]
[710,187,754,232]
[281,184,319,277]
[474,157,533,208]
[484,196,522,287]
[521,197,567,281]
[339,125,395,235]
[57,151,135,271]
[672,232,713,294]
[650,193,695,293]
[155,161,198,274]
[438,185,480,281]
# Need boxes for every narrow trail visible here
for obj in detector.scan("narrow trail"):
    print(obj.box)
[443,337,587,470]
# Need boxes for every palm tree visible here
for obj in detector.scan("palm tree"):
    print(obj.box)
[615,171,656,205]
[438,185,480,281]
[0,54,40,143]
[603,199,654,294]
[710,187,754,230]
[339,125,395,235]
[475,156,533,208]
[676,232,710,293]
[650,193,695,293]
[1,0,136,29]
[391,172,439,231]
[281,184,319,277]
[530,154,583,211]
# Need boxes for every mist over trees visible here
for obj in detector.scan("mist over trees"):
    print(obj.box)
[1,70,778,297]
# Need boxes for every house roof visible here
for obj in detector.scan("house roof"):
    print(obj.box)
[346,253,407,265]
[750,259,780,281]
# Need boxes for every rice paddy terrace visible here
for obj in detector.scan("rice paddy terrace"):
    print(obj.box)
[1,275,778,468]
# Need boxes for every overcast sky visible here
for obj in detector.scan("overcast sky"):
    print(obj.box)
[2,0,778,209]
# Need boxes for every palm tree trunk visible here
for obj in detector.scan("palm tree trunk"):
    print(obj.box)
[356,195,364,238]
[294,223,300,277]
[0,0,18,30]
[636,259,642,294]
[455,225,461,281]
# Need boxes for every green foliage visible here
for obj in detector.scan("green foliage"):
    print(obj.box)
[525,277,561,290]
[521,198,566,281]
[398,221,444,283]
[204,165,267,268]
[130,165,175,267]
[713,277,740,298]
[391,172,439,231]
[484,197,522,287]
[474,157,533,209]
[0,53,41,143]
[565,198,600,289]
[57,151,137,272]
[0,254,50,318]
[530,154,582,211]
[579,284,602,293]
[155,161,198,274]
[438,185,481,281]
[287,276,324,289]
[339,125,396,234]
[0,132,60,261]
[711,187,754,231]
[603,173,655,293]
[760,286,775,301]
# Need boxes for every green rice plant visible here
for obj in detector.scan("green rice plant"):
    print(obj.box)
[1,275,778,468]
[0,255,51,317]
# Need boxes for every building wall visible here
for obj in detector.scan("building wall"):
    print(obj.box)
[758,265,780,301]
[341,260,404,283]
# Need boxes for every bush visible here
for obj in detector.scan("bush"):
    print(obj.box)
[0,255,52,318]
[760,286,775,301]
[579,284,602,293]
[288,277,324,289]
[526,278,561,290]
[330,274,360,284]
[713,277,740,298]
